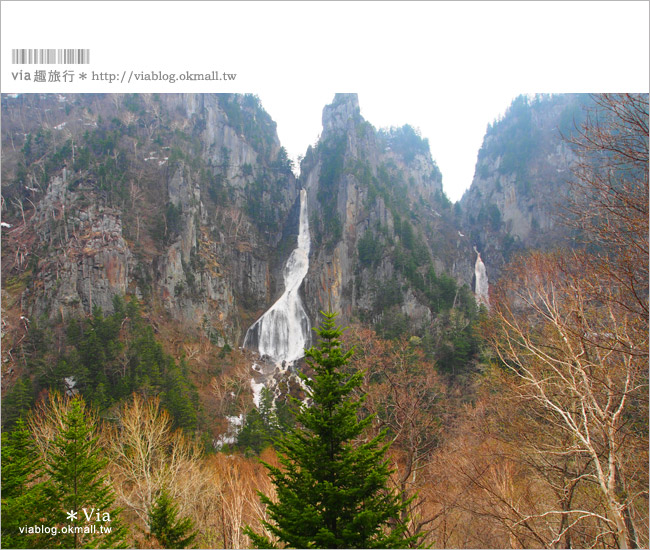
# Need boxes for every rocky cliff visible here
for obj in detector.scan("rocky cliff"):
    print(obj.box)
[458,94,591,279]
[1,92,587,382]
[300,94,477,337]
[1,91,598,441]
[1,93,299,351]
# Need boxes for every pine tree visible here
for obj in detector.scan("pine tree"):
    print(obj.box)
[237,386,282,455]
[1,418,49,549]
[43,397,128,548]
[148,486,197,549]
[245,311,418,549]
[1,377,34,430]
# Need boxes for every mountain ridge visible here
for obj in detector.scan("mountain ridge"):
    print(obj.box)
[1,91,591,421]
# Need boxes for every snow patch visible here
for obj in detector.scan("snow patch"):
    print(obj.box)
[214,414,244,450]
[251,379,265,408]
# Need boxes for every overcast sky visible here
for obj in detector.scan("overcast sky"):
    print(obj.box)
[2,1,648,204]
[259,89,521,203]
[247,1,649,203]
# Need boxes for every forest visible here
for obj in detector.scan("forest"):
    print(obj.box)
[1,93,648,549]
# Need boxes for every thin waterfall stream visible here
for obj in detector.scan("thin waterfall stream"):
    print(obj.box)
[244,188,311,405]
[474,246,489,308]
[217,190,311,448]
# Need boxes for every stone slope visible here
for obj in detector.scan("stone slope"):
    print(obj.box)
[301,94,477,335]
[1,93,299,350]
[458,93,591,279]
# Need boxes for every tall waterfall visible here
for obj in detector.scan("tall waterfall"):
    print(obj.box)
[474,246,489,308]
[243,189,311,365]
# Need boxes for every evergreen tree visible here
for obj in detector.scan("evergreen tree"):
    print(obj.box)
[148,486,196,549]
[43,397,128,548]
[237,386,282,455]
[1,418,48,548]
[1,377,34,430]
[237,407,271,456]
[245,311,417,549]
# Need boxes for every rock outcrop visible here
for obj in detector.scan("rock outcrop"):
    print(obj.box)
[1,93,299,347]
[1,92,588,357]
[300,94,474,332]
[458,94,590,279]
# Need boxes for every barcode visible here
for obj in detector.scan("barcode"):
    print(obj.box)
[11,49,90,64]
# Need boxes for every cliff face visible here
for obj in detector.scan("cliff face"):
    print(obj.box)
[300,94,476,334]
[1,92,587,361]
[1,93,299,348]
[458,94,590,278]
[1,91,604,445]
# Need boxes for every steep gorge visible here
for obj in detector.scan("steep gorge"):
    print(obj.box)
[1,93,301,352]
[1,91,591,436]
[458,93,590,279]
[301,93,478,336]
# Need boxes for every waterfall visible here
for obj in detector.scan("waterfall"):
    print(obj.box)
[243,189,311,365]
[474,246,489,308]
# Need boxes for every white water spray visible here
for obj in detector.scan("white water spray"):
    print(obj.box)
[216,190,312,448]
[474,246,489,308]
[243,189,311,364]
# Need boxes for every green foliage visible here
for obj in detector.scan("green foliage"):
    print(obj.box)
[358,229,382,266]
[557,95,590,137]
[1,419,49,548]
[477,203,502,231]
[21,132,33,160]
[236,388,296,455]
[435,189,453,211]
[148,487,196,549]
[245,312,417,549]
[43,397,128,548]
[84,126,121,157]
[161,358,199,432]
[123,94,145,115]
[244,173,287,236]
[380,125,430,163]
[236,407,270,456]
[273,146,294,173]
[479,94,590,189]
[216,94,277,161]
[420,304,482,379]
[12,297,200,433]
[373,278,403,314]
[497,96,539,178]
[502,233,521,262]
[375,309,410,340]
[205,169,228,204]
[313,134,347,247]
[236,387,276,454]
[423,268,458,313]
[22,129,52,164]
[152,202,183,247]
[1,378,35,431]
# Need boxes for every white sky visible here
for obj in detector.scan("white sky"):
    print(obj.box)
[259,90,523,202]
[2,1,649,202]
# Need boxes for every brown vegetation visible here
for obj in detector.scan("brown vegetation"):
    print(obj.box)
[9,93,647,549]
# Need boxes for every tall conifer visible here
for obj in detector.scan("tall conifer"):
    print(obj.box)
[43,397,128,548]
[246,311,417,548]
[1,418,48,548]
[148,486,197,549]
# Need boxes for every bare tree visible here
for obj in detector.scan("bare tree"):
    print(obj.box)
[345,326,446,545]
[488,251,648,549]
[565,93,649,324]
[29,391,78,457]
[104,395,204,529]
[202,450,278,549]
